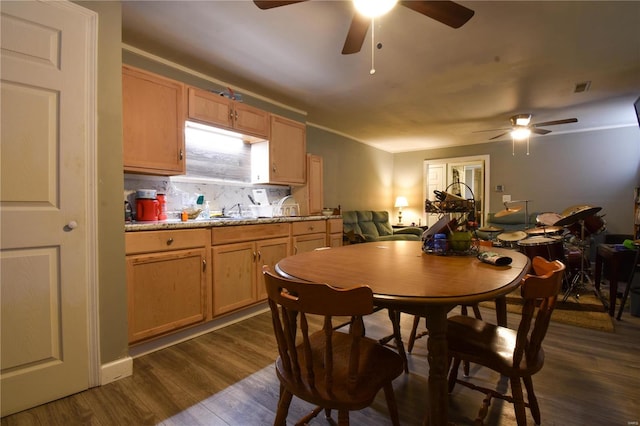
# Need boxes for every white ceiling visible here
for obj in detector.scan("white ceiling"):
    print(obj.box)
[122,1,640,153]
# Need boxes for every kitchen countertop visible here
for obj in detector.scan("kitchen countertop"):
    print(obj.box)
[125,215,342,232]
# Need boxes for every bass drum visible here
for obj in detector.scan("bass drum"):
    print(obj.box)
[517,236,566,262]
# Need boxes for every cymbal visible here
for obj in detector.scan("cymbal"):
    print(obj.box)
[478,226,504,232]
[497,231,527,242]
[554,206,602,227]
[525,226,563,236]
[494,206,522,217]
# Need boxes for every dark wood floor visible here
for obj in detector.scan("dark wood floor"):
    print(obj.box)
[3,304,640,426]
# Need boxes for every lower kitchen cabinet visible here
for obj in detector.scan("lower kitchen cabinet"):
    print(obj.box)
[212,223,290,316]
[292,220,327,254]
[328,218,344,247]
[125,229,210,344]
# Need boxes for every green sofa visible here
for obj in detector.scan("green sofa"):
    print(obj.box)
[343,210,424,243]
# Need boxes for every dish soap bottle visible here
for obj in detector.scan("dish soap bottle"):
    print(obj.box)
[203,201,211,220]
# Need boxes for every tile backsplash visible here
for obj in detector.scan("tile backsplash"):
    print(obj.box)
[125,174,290,219]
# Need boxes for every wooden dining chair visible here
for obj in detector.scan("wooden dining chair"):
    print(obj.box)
[446,256,565,425]
[262,266,404,426]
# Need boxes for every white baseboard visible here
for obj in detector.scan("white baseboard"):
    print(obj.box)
[100,356,133,385]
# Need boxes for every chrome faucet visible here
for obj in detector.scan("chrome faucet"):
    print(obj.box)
[222,203,242,217]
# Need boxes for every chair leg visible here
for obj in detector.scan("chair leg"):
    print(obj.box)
[274,386,292,426]
[408,315,428,353]
[383,382,401,426]
[510,377,527,426]
[337,409,349,426]
[461,305,481,377]
[387,309,409,373]
[448,357,461,393]
[523,375,541,424]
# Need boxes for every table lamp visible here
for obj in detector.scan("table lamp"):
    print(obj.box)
[395,196,408,225]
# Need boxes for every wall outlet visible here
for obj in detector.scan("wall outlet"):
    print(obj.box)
[502,194,511,202]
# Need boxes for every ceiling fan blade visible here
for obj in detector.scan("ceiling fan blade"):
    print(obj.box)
[400,0,475,28]
[253,0,307,10]
[342,13,371,54]
[532,118,578,127]
[472,127,510,134]
[532,128,552,135]
[489,132,509,140]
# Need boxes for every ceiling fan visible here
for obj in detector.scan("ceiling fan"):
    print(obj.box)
[478,114,579,141]
[253,0,475,54]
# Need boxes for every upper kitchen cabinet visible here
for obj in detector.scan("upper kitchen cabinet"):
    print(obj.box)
[251,115,306,186]
[187,87,270,139]
[123,65,186,175]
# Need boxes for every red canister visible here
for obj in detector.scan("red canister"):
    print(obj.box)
[136,198,159,221]
[156,194,167,220]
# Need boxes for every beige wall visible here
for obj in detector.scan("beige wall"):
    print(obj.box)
[306,126,394,212]
[76,1,128,364]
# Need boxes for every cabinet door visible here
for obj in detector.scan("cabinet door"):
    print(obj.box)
[269,115,306,185]
[255,237,291,301]
[212,242,256,315]
[307,154,324,214]
[329,233,343,247]
[293,233,327,254]
[187,87,233,129]
[233,102,270,139]
[122,65,185,175]
[127,248,207,343]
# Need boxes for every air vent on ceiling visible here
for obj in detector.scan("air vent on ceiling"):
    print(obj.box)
[574,81,591,93]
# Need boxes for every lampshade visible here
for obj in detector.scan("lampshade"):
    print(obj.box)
[394,196,408,208]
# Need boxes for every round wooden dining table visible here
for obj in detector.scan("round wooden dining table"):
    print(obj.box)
[275,240,531,426]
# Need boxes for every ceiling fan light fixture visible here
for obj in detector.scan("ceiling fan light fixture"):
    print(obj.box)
[511,114,532,126]
[511,127,531,140]
[353,0,397,18]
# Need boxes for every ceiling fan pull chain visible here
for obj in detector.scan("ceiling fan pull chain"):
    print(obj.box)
[370,17,376,75]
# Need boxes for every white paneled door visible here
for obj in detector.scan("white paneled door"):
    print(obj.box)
[0,0,96,416]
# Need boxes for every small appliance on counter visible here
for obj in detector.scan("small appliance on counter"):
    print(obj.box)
[136,189,160,221]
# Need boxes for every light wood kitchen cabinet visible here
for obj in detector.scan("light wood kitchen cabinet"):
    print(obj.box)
[292,154,323,215]
[187,87,270,139]
[125,229,210,344]
[122,65,186,175]
[251,114,306,185]
[328,218,344,247]
[211,223,290,315]
[292,220,327,254]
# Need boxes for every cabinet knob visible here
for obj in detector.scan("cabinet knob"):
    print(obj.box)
[272,163,276,173]
[179,149,183,160]
[166,237,174,245]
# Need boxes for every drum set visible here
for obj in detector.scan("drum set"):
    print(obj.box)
[479,204,606,300]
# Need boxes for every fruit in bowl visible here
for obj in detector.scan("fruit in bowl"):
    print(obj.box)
[183,207,202,220]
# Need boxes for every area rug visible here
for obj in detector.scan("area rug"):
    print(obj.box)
[479,286,614,332]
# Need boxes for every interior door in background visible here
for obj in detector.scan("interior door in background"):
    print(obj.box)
[0,0,96,416]
[424,156,490,229]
